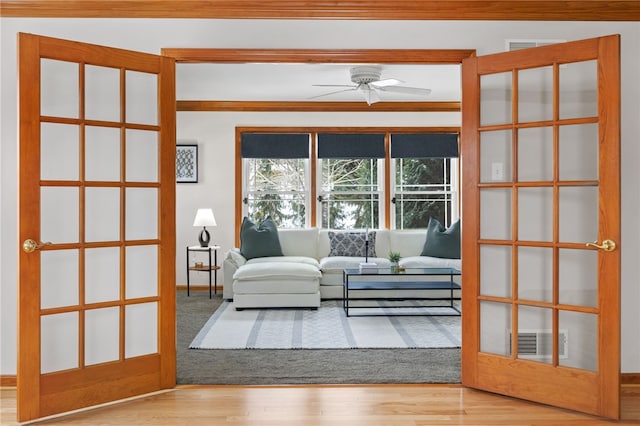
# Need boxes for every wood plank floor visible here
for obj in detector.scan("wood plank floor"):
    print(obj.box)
[2,384,639,425]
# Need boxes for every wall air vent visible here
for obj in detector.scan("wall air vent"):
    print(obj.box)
[505,39,566,52]
[508,329,568,359]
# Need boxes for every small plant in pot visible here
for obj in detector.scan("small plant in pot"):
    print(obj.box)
[388,251,401,273]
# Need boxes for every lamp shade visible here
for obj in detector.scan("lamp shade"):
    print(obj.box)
[193,208,217,227]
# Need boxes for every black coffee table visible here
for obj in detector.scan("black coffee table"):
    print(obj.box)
[342,267,461,317]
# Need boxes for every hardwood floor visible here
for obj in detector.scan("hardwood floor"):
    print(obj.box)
[2,384,639,425]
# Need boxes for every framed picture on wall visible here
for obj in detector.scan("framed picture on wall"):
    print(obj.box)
[176,144,198,183]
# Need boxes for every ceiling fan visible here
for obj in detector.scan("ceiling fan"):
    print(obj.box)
[310,65,432,105]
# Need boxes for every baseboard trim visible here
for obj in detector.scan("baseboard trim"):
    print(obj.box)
[622,373,640,385]
[1,375,17,386]
[176,284,224,292]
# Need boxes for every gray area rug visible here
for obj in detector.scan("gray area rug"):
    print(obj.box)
[177,290,461,385]
[190,300,461,349]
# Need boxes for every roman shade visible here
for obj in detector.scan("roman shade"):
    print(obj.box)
[241,133,310,159]
[391,133,459,158]
[317,133,385,159]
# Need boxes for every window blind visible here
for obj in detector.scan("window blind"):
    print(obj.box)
[317,133,385,159]
[391,133,459,158]
[241,133,310,159]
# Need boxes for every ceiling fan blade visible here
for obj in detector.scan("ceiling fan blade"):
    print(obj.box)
[370,78,402,88]
[358,84,381,105]
[312,84,357,88]
[376,85,432,96]
[308,87,357,100]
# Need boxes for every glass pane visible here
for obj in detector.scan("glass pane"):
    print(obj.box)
[126,70,157,125]
[125,245,158,299]
[518,247,552,302]
[41,249,78,309]
[41,59,78,118]
[246,194,307,229]
[320,158,380,229]
[41,123,79,181]
[85,187,120,242]
[394,158,455,229]
[559,123,598,181]
[559,311,597,371]
[559,248,598,307]
[85,126,121,182]
[126,129,158,182]
[41,187,79,244]
[85,247,120,304]
[518,187,553,242]
[125,188,158,240]
[41,312,78,373]
[518,66,553,123]
[85,65,121,122]
[559,186,598,243]
[480,188,511,240]
[560,60,597,120]
[517,305,553,364]
[480,72,512,126]
[480,301,511,356]
[517,127,553,182]
[125,302,157,358]
[480,130,512,183]
[85,307,120,366]
[480,245,512,298]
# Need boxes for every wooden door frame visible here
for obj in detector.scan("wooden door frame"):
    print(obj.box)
[161,47,476,239]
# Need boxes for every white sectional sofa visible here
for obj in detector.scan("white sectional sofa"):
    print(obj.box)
[223,228,461,308]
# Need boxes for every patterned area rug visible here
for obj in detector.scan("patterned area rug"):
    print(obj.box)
[190,300,461,350]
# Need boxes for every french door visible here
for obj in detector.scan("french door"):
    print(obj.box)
[17,33,176,422]
[461,35,620,418]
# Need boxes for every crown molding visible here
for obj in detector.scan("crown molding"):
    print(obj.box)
[1,1,638,20]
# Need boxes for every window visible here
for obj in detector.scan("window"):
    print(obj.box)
[391,133,459,229]
[238,129,459,230]
[317,133,385,229]
[394,157,458,229]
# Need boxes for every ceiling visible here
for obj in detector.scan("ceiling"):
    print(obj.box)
[175,63,462,103]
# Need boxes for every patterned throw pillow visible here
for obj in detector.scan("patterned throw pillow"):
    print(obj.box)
[421,217,460,259]
[240,216,284,260]
[328,231,377,257]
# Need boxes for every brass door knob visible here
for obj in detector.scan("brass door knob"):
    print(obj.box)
[22,239,52,253]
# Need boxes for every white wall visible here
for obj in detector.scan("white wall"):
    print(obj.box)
[2,19,639,375]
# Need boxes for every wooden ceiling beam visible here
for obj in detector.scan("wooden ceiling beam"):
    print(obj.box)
[176,100,461,112]
[163,48,475,64]
[1,1,638,21]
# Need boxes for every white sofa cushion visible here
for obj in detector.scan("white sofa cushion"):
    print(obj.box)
[319,256,391,271]
[389,230,428,258]
[277,228,318,258]
[234,278,319,294]
[399,255,461,270]
[233,262,321,281]
[246,255,320,268]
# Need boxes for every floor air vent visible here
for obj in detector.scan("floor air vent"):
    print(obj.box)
[508,329,568,359]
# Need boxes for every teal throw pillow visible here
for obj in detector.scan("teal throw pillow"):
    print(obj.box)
[240,216,284,260]
[421,217,460,259]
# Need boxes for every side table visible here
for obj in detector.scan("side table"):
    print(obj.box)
[186,245,220,298]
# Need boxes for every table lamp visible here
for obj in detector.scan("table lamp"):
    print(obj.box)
[193,208,217,247]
